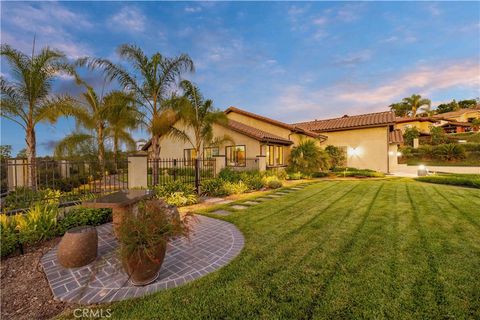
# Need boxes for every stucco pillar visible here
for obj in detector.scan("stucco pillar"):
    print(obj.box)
[128,153,148,189]
[59,160,71,179]
[213,155,226,175]
[413,138,419,149]
[256,155,266,172]
[7,159,27,190]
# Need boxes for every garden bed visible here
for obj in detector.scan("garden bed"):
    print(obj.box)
[0,237,73,320]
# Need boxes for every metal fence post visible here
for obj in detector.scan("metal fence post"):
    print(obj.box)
[195,158,200,193]
[173,159,177,181]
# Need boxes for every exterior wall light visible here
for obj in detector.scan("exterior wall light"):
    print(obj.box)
[396,152,402,157]
[348,147,361,157]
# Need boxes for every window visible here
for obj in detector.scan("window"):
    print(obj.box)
[267,145,275,166]
[203,147,219,159]
[225,145,246,167]
[184,148,197,165]
[275,146,284,165]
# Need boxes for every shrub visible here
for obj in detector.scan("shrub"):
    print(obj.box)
[16,204,59,245]
[0,214,19,257]
[201,178,228,197]
[58,208,112,234]
[332,167,384,178]
[403,127,420,146]
[287,172,303,180]
[222,181,249,195]
[263,176,283,189]
[218,167,241,182]
[434,144,466,161]
[430,126,448,145]
[312,172,329,178]
[288,140,330,175]
[325,145,346,169]
[241,174,265,191]
[3,187,62,211]
[153,181,198,206]
[415,174,480,189]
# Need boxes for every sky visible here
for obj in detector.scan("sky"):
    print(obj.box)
[1,1,479,156]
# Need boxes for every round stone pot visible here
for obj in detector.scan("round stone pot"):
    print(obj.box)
[122,242,167,286]
[57,226,98,268]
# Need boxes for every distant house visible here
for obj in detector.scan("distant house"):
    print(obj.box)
[395,117,438,134]
[143,108,403,173]
[431,107,480,123]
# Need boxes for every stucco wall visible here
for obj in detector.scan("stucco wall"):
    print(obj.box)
[320,126,391,173]
[395,121,432,133]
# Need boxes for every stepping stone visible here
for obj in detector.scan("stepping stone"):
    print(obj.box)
[211,210,232,216]
[202,197,225,204]
[291,187,302,190]
[216,200,233,205]
[255,198,270,201]
[275,192,288,195]
[267,194,281,198]
[243,201,260,206]
[231,205,248,210]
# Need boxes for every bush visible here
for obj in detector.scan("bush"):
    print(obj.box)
[153,181,198,206]
[201,178,228,197]
[332,167,384,178]
[288,140,330,175]
[263,176,283,189]
[287,172,304,180]
[0,215,19,257]
[415,174,480,189]
[241,174,265,191]
[3,187,62,211]
[218,167,241,182]
[222,181,249,195]
[403,127,420,146]
[312,172,329,178]
[325,145,346,169]
[430,126,448,145]
[58,208,112,234]
[434,144,466,161]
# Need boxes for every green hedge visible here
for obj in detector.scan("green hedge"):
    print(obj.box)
[415,174,480,189]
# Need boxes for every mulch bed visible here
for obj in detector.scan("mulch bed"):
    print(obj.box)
[1,238,75,320]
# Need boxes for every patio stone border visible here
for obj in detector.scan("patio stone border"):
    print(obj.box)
[41,215,244,304]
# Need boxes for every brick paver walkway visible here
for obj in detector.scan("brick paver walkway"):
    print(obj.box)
[41,215,244,304]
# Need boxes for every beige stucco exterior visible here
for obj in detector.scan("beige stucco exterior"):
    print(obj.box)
[395,120,433,134]
[319,126,395,173]
[443,109,480,122]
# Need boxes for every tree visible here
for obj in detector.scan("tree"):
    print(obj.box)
[78,44,194,184]
[401,94,431,118]
[170,80,230,159]
[288,140,330,174]
[436,99,460,114]
[0,43,74,188]
[55,81,136,171]
[389,102,410,117]
[403,126,420,146]
[0,145,12,159]
[430,126,448,145]
[324,145,346,169]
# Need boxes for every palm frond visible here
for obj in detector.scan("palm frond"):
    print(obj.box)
[54,132,93,158]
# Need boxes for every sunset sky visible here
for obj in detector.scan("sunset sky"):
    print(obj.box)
[1,1,479,155]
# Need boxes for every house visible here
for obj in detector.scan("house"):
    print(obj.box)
[142,107,325,170]
[395,117,438,134]
[142,108,402,173]
[431,107,480,123]
[295,111,402,173]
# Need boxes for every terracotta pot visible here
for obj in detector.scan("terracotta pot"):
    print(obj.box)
[122,242,167,286]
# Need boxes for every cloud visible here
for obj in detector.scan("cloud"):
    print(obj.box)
[1,2,93,59]
[335,50,372,66]
[267,59,480,122]
[426,3,442,16]
[107,6,146,33]
[185,6,202,13]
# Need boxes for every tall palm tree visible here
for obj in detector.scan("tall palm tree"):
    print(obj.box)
[0,43,75,188]
[104,92,140,164]
[55,81,136,171]
[78,44,194,184]
[402,94,431,118]
[170,80,230,159]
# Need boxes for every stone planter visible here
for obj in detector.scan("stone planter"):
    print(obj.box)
[57,226,98,268]
[122,242,167,286]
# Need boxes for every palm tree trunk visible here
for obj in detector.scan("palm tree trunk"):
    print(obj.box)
[25,125,37,189]
[151,134,160,185]
[97,125,105,176]
[113,136,119,172]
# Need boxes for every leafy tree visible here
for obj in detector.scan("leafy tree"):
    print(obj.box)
[16,148,27,158]
[0,145,12,159]
[389,102,410,117]
[288,140,330,174]
[435,98,479,114]
[471,118,480,131]
[324,145,346,169]
[403,127,420,146]
[1,43,74,188]
[429,126,448,145]
[169,80,230,159]
[78,44,194,184]
[458,98,478,109]
[403,94,431,118]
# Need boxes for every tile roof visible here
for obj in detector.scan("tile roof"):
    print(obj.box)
[395,117,437,123]
[438,121,473,127]
[431,107,480,119]
[225,106,325,139]
[223,119,293,145]
[295,111,395,132]
[388,129,404,144]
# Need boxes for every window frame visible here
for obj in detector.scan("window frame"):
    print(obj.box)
[225,145,247,167]
[203,147,219,160]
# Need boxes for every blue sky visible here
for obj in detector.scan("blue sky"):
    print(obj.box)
[1,1,479,156]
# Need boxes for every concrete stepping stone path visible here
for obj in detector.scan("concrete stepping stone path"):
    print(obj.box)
[211,210,232,216]
[231,205,249,210]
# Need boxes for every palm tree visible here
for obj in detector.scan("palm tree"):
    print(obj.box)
[78,44,194,184]
[0,43,75,188]
[170,80,230,160]
[55,81,136,172]
[402,94,431,118]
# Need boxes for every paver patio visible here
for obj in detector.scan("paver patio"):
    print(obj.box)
[41,215,244,304]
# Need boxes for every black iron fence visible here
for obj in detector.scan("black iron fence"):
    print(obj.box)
[1,159,128,213]
[226,158,260,171]
[148,158,216,190]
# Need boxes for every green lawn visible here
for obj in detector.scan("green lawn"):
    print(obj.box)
[74,180,480,319]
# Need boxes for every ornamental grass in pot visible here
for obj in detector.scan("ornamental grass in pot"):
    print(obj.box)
[118,199,191,286]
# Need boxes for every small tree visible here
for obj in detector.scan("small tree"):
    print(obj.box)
[430,126,448,145]
[288,140,330,175]
[403,127,420,146]
[324,145,346,169]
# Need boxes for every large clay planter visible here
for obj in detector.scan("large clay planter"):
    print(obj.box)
[122,242,167,286]
[57,226,98,268]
